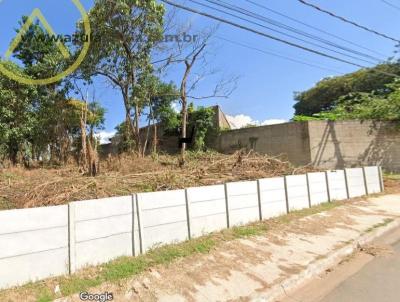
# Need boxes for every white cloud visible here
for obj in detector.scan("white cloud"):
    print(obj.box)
[226,114,256,129]
[171,101,181,113]
[97,131,116,144]
[226,114,287,129]
[261,119,287,126]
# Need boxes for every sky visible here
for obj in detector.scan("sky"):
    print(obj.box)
[0,0,399,141]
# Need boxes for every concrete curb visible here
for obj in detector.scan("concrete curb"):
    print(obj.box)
[251,218,400,302]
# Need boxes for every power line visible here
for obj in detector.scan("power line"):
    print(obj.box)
[244,0,388,58]
[160,0,400,78]
[215,36,345,74]
[380,0,400,11]
[188,0,378,65]
[201,0,382,63]
[161,0,368,67]
[297,0,400,43]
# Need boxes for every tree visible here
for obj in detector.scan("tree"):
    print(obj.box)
[10,16,75,163]
[294,63,400,116]
[171,28,237,165]
[68,99,106,176]
[187,106,215,151]
[0,62,37,164]
[293,80,400,122]
[146,79,180,153]
[77,0,165,155]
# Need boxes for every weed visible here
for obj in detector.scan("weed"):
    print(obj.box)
[365,218,393,233]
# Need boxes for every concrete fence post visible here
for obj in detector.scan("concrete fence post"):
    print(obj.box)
[325,171,331,202]
[224,183,230,228]
[378,166,385,192]
[184,189,192,240]
[68,203,76,275]
[344,169,350,199]
[135,195,144,255]
[257,180,262,221]
[283,176,289,213]
[131,194,138,257]
[306,173,312,208]
[362,167,369,195]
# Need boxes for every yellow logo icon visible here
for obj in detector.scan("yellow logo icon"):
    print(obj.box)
[0,0,91,85]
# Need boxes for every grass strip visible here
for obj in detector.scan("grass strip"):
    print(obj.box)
[0,199,353,302]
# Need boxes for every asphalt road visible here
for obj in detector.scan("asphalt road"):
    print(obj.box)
[280,227,400,302]
[319,239,400,302]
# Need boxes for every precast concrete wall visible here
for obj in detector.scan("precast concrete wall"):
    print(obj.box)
[225,181,260,227]
[326,170,348,201]
[0,166,384,289]
[186,185,228,238]
[345,168,367,198]
[307,172,329,206]
[0,205,69,289]
[136,190,188,253]
[258,177,288,219]
[364,166,383,194]
[285,175,310,211]
[70,196,133,271]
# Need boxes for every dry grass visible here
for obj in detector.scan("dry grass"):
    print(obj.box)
[0,150,316,210]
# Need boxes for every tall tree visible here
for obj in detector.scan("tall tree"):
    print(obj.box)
[11,17,74,163]
[78,0,165,155]
[172,29,237,165]
[294,63,400,116]
[0,62,37,164]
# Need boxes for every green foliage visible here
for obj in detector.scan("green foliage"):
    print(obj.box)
[292,112,342,121]
[137,74,180,131]
[0,61,38,163]
[114,121,136,153]
[297,80,400,122]
[294,63,400,116]
[13,18,69,78]
[188,106,215,151]
[150,82,180,132]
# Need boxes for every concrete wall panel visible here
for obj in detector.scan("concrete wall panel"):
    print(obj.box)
[0,205,69,289]
[286,175,310,211]
[307,172,329,206]
[258,177,287,219]
[186,185,227,238]
[364,166,382,194]
[327,170,348,201]
[137,190,188,252]
[72,196,133,269]
[345,168,366,198]
[226,181,259,226]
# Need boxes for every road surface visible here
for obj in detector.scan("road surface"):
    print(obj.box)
[281,226,400,302]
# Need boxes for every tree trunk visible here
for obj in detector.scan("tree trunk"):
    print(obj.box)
[87,128,99,177]
[153,118,157,154]
[79,111,88,173]
[143,107,152,157]
[122,90,136,152]
[134,103,142,156]
[9,143,18,166]
[180,97,187,166]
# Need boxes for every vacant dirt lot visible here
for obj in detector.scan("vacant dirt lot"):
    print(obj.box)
[0,151,314,210]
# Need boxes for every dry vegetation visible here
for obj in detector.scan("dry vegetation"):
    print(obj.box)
[0,150,316,210]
